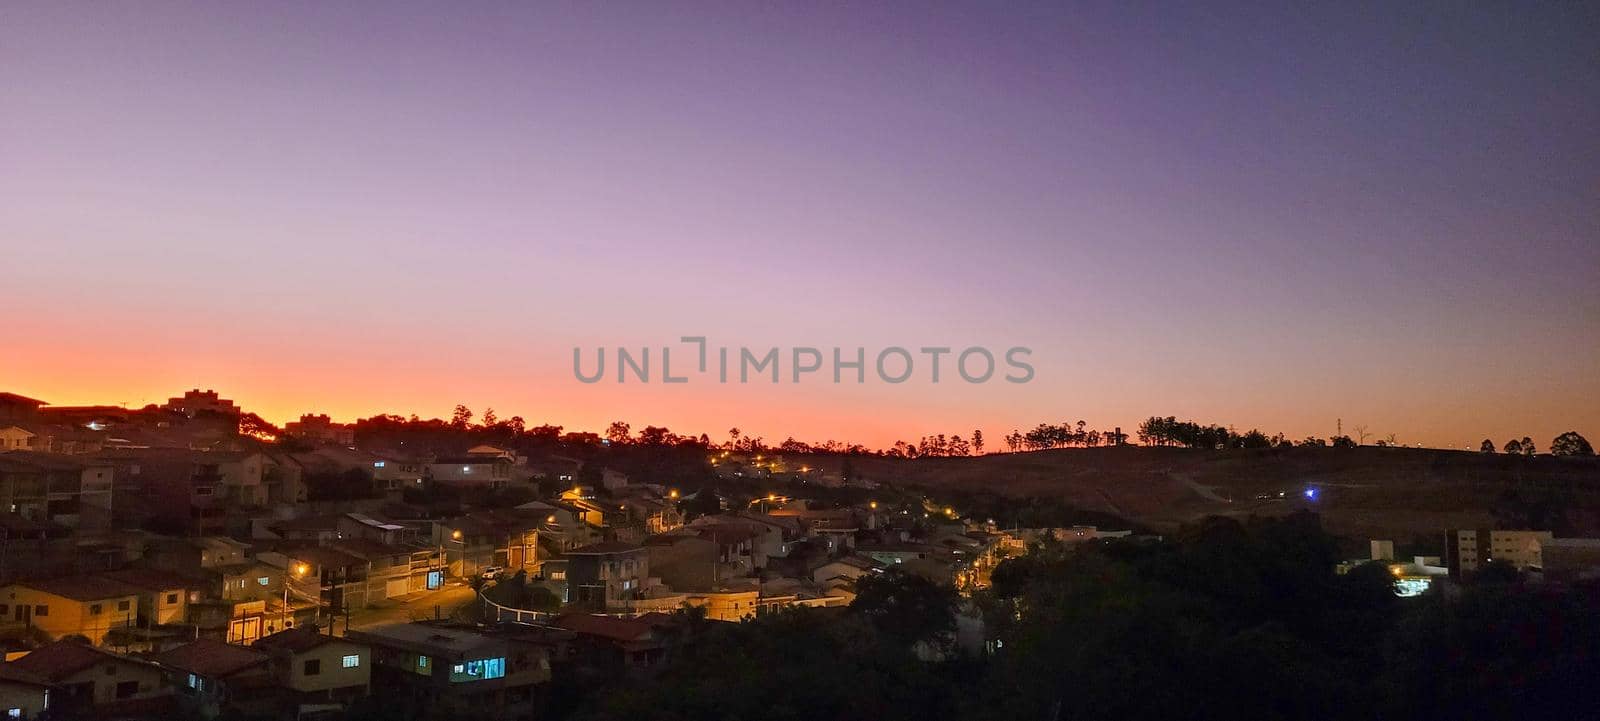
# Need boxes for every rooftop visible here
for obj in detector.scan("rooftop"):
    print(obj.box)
[566,540,645,555]
[10,640,149,680]
[154,638,269,678]
[12,575,139,602]
[348,623,501,659]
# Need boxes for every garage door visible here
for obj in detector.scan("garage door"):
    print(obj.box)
[385,577,409,600]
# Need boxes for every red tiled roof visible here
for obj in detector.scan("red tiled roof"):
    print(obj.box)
[9,640,149,681]
[0,663,50,688]
[0,393,47,407]
[154,638,268,677]
[254,625,338,654]
[553,613,653,642]
[695,525,760,544]
[12,575,139,602]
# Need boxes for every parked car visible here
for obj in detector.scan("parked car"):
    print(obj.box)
[480,566,505,581]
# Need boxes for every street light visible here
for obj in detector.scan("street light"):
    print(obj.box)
[282,562,309,633]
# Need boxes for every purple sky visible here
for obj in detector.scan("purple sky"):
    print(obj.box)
[3,1,1596,450]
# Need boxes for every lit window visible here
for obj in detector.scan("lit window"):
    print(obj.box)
[342,654,360,669]
[418,655,429,669]
[258,577,270,586]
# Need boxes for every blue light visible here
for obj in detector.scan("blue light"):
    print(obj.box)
[1304,488,1318,500]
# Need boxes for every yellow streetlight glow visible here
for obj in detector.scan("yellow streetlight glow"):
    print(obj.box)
[451,529,463,540]
[546,515,557,524]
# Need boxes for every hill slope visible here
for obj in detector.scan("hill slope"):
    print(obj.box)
[836,446,1600,541]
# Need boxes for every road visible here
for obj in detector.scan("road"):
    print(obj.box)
[339,583,478,634]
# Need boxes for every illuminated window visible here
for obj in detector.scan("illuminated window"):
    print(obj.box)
[451,658,506,681]
[342,654,360,669]
[418,655,429,669]
[257,577,270,586]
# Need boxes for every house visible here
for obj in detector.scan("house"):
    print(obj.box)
[0,664,52,720]
[96,449,303,536]
[643,534,721,592]
[0,576,140,645]
[102,568,196,627]
[551,613,666,671]
[0,427,35,452]
[328,538,436,602]
[258,546,370,614]
[564,542,649,611]
[153,638,274,719]
[643,526,760,592]
[433,510,545,578]
[0,452,115,529]
[0,394,46,425]
[348,622,549,718]
[425,456,515,489]
[253,626,371,708]
[811,554,884,585]
[7,639,170,717]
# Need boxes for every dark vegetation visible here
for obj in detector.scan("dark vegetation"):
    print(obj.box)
[562,513,1599,721]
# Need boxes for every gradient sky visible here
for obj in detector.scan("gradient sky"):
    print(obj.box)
[3,1,1596,450]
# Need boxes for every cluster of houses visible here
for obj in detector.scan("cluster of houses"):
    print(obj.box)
[0,390,1031,719]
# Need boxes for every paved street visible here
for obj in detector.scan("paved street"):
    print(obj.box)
[338,582,479,634]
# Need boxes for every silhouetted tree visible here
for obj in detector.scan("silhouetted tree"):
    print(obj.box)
[1481,439,1495,454]
[1550,431,1592,456]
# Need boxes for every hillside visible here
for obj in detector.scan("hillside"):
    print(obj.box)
[829,446,1600,542]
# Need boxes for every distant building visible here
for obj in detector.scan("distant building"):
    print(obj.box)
[0,451,114,528]
[0,426,35,452]
[1445,529,1553,577]
[0,394,47,425]
[282,414,355,446]
[163,390,241,418]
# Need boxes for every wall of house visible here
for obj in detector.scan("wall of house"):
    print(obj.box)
[0,680,48,719]
[285,640,370,696]
[0,588,138,645]
[63,660,167,705]
[646,539,717,592]
[145,586,189,625]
